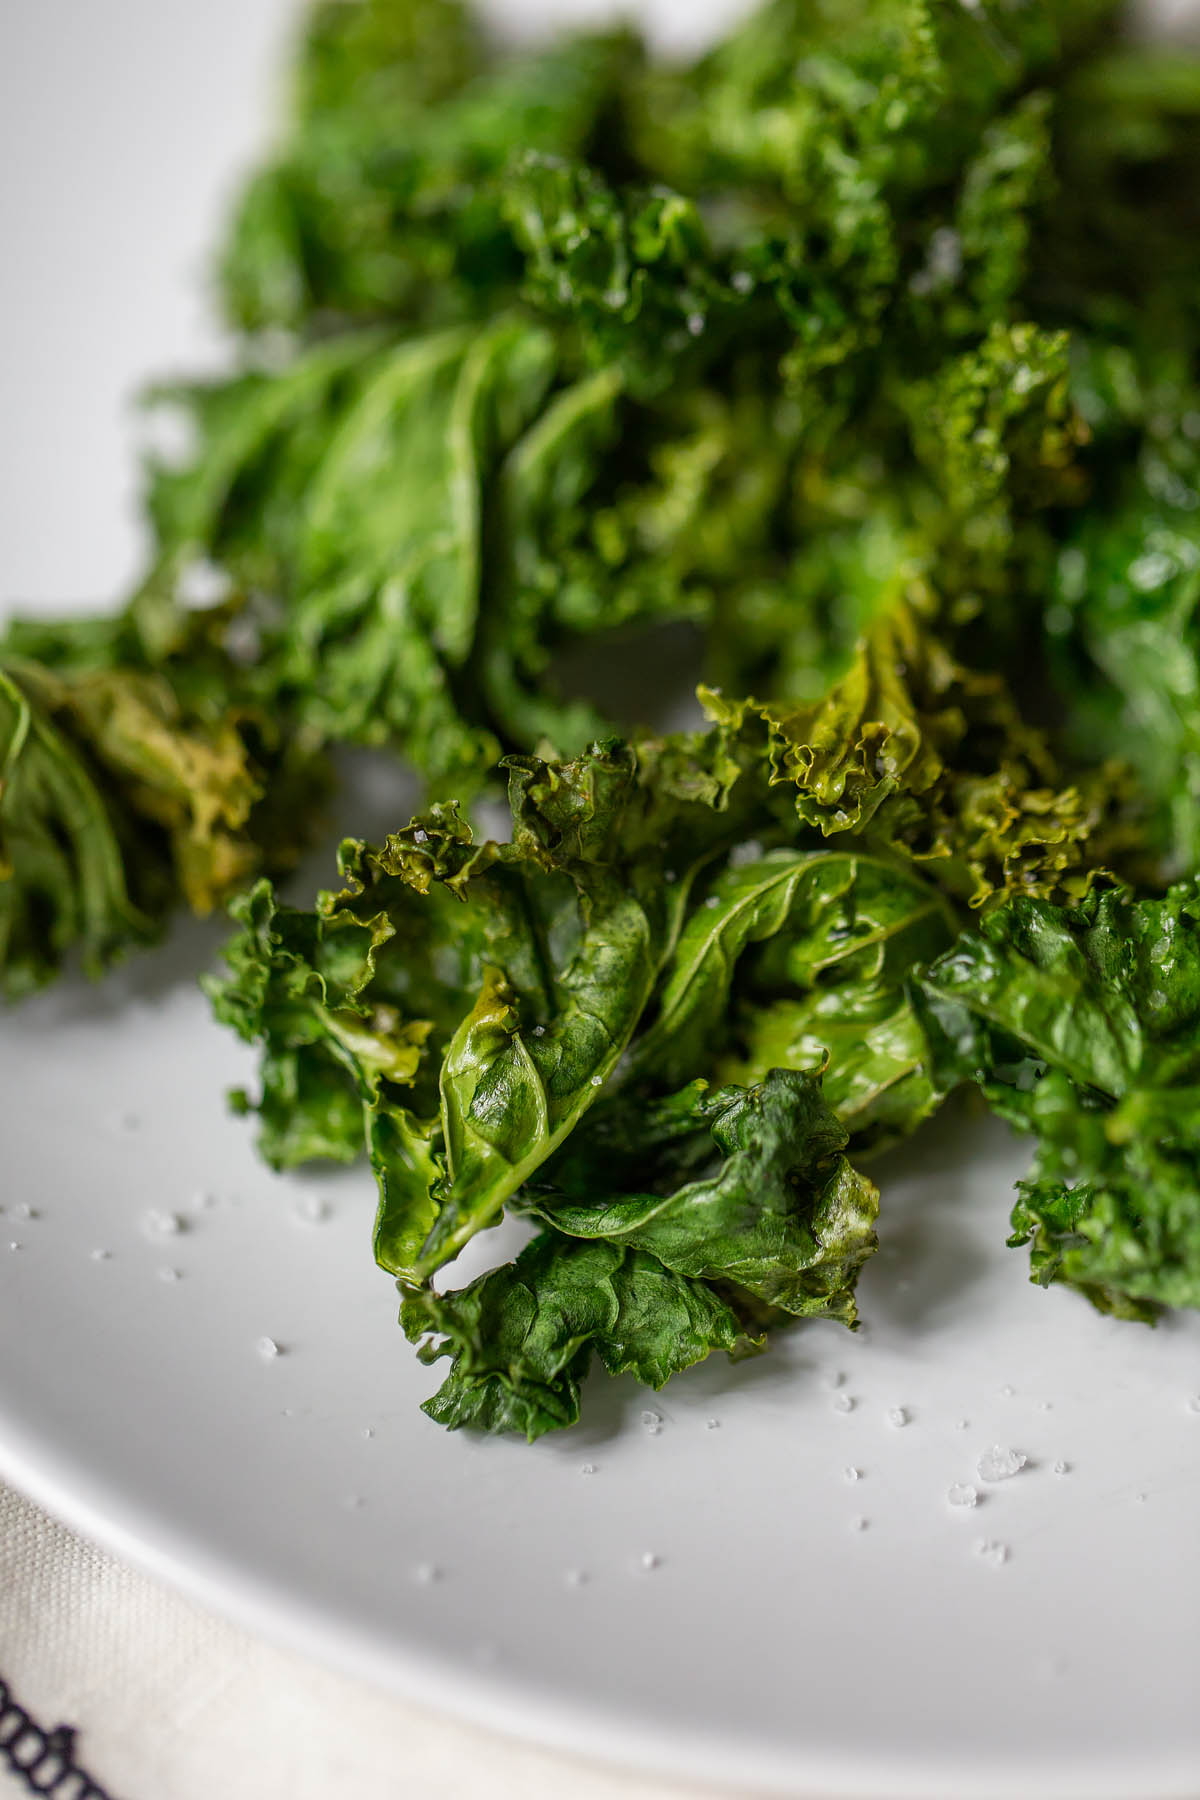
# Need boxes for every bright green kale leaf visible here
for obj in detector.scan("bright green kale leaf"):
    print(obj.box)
[915,880,1200,1319]
[208,732,748,1282]
[524,1068,879,1322]
[400,1235,757,1440]
[204,875,439,1168]
[626,847,954,1141]
[142,318,562,786]
[628,849,956,1150]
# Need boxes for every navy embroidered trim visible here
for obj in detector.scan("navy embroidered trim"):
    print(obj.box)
[0,1678,114,1799]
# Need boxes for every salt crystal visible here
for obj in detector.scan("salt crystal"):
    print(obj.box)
[580,1463,597,1475]
[90,1249,111,1262]
[975,1539,1009,1567]
[833,1394,856,1414]
[157,1267,181,1283]
[977,1445,1026,1483]
[1053,1459,1069,1476]
[256,1336,283,1360]
[590,1075,602,1087]
[565,1569,588,1588]
[705,1419,720,1430]
[850,1516,868,1532]
[142,1209,185,1240]
[640,1551,660,1571]
[947,1483,978,1509]
[14,1203,37,1222]
[292,1196,332,1226]
[887,1407,909,1428]
[640,1410,662,1435]
[413,1562,440,1585]
[844,1467,861,1484]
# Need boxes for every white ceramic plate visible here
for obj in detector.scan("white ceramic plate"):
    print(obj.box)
[3,4,1200,1796]
[4,967,1200,1800]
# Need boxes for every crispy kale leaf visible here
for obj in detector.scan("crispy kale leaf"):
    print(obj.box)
[402,1067,877,1438]
[142,320,562,786]
[525,1069,879,1321]
[916,880,1200,1319]
[220,5,644,336]
[0,655,272,996]
[400,1236,755,1440]
[135,0,1142,808]
[705,604,1127,911]
[208,733,748,1281]
[628,849,956,1150]
[17,0,1200,1435]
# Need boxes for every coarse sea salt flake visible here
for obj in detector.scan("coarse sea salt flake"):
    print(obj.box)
[977,1445,1026,1483]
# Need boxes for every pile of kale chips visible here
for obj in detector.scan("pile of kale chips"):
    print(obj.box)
[5,0,1200,1437]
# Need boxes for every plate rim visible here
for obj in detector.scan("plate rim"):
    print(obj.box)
[3,1397,1197,1800]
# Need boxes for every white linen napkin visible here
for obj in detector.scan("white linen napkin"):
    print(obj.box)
[0,1483,721,1800]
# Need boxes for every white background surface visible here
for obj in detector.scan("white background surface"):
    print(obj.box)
[3,5,1200,1799]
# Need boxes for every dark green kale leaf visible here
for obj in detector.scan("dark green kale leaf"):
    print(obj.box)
[402,1066,876,1438]
[915,880,1200,1319]
[182,0,1137,810]
[220,0,644,336]
[1042,338,1200,871]
[400,1235,756,1440]
[524,1068,879,1322]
